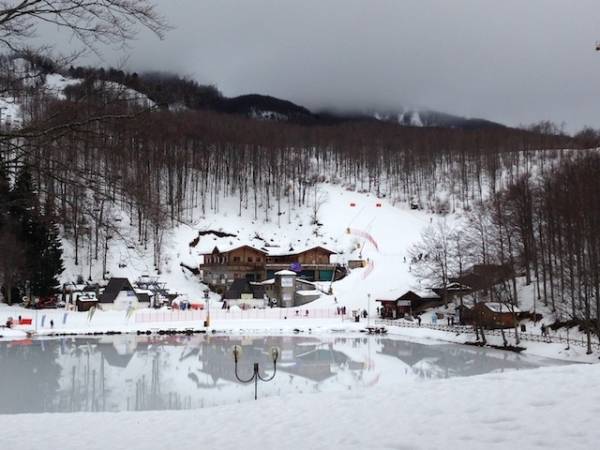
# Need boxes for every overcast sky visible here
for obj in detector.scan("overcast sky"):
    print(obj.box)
[47,0,600,131]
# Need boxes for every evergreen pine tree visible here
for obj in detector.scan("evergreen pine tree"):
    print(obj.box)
[9,167,64,297]
[0,159,24,303]
[0,158,11,227]
[37,206,64,296]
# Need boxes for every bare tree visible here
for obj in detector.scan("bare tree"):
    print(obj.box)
[310,185,328,226]
[0,0,167,53]
[410,219,455,307]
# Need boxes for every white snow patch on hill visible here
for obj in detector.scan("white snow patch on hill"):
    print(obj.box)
[61,184,437,308]
[0,96,22,128]
[410,111,423,126]
[44,73,83,100]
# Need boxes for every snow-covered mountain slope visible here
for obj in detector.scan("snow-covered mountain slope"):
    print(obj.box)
[44,73,84,99]
[1,65,154,130]
[61,184,439,309]
[0,96,21,128]
[372,108,503,129]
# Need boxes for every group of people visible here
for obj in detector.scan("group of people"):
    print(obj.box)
[540,324,551,342]
[3,316,54,328]
[336,306,347,315]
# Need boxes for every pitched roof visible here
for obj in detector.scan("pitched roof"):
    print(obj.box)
[203,244,268,256]
[266,245,337,257]
[223,279,265,300]
[100,278,136,303]
[275,270,297,276]
[394,290,440,300]
[200,242,338,261]
[453,264,513,291]
[99,344,134,368]
[482,302,521,313]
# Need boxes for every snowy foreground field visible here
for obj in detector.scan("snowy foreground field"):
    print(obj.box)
[2,362,599,450]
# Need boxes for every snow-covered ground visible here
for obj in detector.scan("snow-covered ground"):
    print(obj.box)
[2,362,598,450]
[2,300,597,364]
[0,95,22,128]
[0,326,27,339]
[62,183,434,308]
[383,322,599,364]
[3,178,598,363]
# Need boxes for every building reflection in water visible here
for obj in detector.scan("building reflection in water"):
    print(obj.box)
[0,334,559,414]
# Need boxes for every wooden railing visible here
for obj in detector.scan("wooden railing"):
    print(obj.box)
[375,319,600,351]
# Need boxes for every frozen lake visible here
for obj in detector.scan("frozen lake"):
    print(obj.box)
[0,334,566,414]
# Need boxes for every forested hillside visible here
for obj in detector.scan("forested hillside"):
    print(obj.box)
[0,27,600,350]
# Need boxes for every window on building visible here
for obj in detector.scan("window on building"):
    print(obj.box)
[248,257,253,262]
[233,256,240,262]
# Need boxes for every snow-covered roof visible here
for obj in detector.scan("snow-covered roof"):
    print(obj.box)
[266,245,337,256]
[444,282,471,290]
[414,290,440,299]
[134,289,154,295]
[63,283,87,292]
[483,302,521,313]
[376,289,440,301]
[296,290,320,297]
[250,279,275,286]
[200,244,268,255]
[198,240,338,258]
[275,270,297,276]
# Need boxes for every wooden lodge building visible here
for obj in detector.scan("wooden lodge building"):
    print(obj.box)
[376,290,442,319]
[199,244,341,293]
[464,302,521,329]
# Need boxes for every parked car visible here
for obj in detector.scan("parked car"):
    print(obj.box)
[35,296,59,309]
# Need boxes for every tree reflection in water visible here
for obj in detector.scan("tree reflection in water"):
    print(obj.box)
[0,334,562,414]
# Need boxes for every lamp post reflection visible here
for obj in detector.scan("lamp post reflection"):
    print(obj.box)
[232,345,279,400]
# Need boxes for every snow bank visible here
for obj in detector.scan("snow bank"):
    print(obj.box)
[0,327,28,340]
[1,363,598,450]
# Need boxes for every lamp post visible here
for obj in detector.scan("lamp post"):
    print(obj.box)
[367,293,371,328]
[203,289,210,327]
[232,345,279,400]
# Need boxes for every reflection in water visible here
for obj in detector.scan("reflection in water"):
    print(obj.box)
[0,335,562,415]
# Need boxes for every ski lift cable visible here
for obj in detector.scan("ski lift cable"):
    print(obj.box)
[347,203,367,228]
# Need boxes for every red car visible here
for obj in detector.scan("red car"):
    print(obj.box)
[35,296,59,309]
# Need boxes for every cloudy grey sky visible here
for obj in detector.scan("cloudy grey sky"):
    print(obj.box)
[48,0,600,130]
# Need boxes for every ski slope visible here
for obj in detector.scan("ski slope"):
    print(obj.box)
[60,184,437,308]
